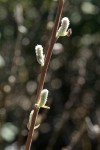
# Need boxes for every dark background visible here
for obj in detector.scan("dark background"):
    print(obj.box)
[0,0,100,150]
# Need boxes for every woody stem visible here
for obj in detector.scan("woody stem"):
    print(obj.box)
[25,0,64,150]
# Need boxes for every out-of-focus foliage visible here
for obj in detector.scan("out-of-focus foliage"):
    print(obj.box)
[0,0,100,150]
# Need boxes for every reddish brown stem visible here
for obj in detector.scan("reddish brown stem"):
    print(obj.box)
[25,0,64,150]
[36,0,64,104]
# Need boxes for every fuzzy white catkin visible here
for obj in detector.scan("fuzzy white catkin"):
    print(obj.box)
[35,45,45,66]
[27,110,34,129]
[35,45,43,56]
[61,17,70,31]
[38,89,49,107]
[56,17,70,38]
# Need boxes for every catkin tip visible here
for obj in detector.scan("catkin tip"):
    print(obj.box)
[35,44,45,66]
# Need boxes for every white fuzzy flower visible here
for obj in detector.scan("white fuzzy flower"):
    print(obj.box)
[35,89,50,109]
[27,110,40,130]
[35,45,43,56]
[27,110,34,129]
[39,89,49,107]
[35,45,45,66]
[56,17,70,38]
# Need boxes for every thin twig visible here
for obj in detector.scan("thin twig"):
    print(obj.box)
[61,124,86,150]
[25,0,64,150]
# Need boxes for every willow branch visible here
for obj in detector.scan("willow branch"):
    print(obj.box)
[25,0,64,150]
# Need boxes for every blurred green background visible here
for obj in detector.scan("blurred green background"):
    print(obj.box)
[0,0,100,150]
